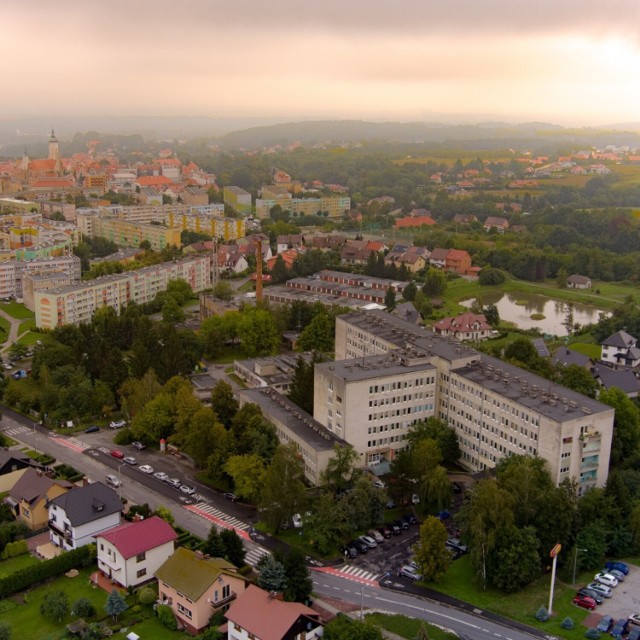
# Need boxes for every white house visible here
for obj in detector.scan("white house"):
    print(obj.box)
[96,516,177,589]
[601,330,640,368]
[48,482,123,551]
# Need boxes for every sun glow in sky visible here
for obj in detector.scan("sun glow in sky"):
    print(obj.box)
[2,0,640,126]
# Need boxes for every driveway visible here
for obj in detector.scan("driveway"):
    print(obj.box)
[578,565,640,622]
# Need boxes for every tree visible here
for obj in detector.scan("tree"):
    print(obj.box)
[323,615,384,640]
[210,380,239,428]
[283,547,313,603]
[321,444,360,494]
[483,304,500,327]
[260,443,307,532]
[139,239,152,250]
[423,268,446,296]
[239,309,280,357]
[72,597,96,618]
[224,454,265,503]
[161,296,185,324]
[154,505,175,526]
[298,313,335,353]
[0,621,11,640]
[270,254,290,284]
[8,343,28,360]
[486,524,540,592]
[288,356,315,414]
[599,387,640,466]
[256,554,287,592]
[402,281,417,302]
[413,516,450,582]
[213,281,234,302]
[40,589,69,622]
[407,418,460,464]
[137,587,157,605]
[204,526,226,558]
[104,588,128,622]
[555,364,598,398]
[220,528,246,568]
[478,268,506,285]
[384,286,396,309]
[304,493,349,555]
[420,465,452,511]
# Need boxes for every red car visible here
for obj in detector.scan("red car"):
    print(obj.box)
[573,594,596,611]
[110,449,125,459]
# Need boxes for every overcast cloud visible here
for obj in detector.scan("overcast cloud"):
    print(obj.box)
[2,0,640,125]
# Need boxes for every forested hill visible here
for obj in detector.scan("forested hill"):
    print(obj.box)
[218,119,640,151]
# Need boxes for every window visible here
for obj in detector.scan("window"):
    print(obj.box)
[177,603,192,619]
[222,584,230,599]
[136,568,147,578]
[136,552,146,562]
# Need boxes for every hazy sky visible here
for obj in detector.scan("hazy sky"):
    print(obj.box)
[2,0,640,125]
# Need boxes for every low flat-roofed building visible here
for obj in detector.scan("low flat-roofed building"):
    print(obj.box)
[234,354,311,394]
[263,285,383,312]
[239,387,346,485]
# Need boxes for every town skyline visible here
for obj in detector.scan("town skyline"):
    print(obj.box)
[2,0,640,127]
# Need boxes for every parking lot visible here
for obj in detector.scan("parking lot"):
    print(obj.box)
[580,564,640,621]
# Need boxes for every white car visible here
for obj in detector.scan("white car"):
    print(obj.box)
[629,614,640,627]
[105,474,121,487]
[139,465,154,474]
[154,471,168,481]
[180,485,196,495]
[122,456,137,465]
[594,573,618,588]
[109,419,126,429]
[411,493,420,505]
[292,513,303,528]
[358,535,377,549]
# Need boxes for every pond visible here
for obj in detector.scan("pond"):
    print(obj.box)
[460,292,608,337]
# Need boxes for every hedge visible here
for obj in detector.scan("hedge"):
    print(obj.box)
[0,544,96,599]
[0,540,28,560]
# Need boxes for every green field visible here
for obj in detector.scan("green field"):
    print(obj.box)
[17,332,43,346]
[366,613,458,640]
[18,319,36,335]
[0,302,34,320]
[0,553,40,578]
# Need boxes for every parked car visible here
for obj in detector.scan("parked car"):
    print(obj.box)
[378,525,391,539]
[386,498,395,509]
[411,493,420,505]
[594,573,619,588]
[109,420,126,429]
[358,535,377,549]
[389,522,401,535]
[353,539,369,554]
[403,513,418,526]
[223,492,237,502]
[610,619,630,639]
[341,542,358,559]
[84,425,99,433]
[105,474,121,488]
[572,594,596,611]
[587,582,612,598]
[577,588,604,605]
[446,538,468,554]
[597,615,614,633]
[122,456,137,466]
[132,441,146,450]
[110,449,124,459]
[368,529,384,543]
[154,471,168,481]
[292,513,303,529]
[394,518,408,531]
[629,614,640,627]
[605,561,630,575]
[139,465,154,474]
[436,511,450,520]
[180,485,196,495]
[606,568,625,582]
[165,477,181,489]
[399,565,422,581]
[628,628,640,640]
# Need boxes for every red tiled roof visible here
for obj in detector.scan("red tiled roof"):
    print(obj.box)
[136,175,173,187]
[31,178,75,188]
[225,585,320,640]
[394,215,436,228]
[97,516,177,559]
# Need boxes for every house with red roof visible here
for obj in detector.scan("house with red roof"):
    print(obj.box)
[225,584,323,640]
[136,175,174,188]
[445,249,472,274]
[394,215,437,229]
[433,312,492,341]
[483,216,509,233]
[95,515,177,589]
[266,249,302,271]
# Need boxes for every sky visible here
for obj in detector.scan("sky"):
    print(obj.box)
[2,0,640,127]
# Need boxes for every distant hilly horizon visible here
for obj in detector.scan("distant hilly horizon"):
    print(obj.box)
[1,115,640,154]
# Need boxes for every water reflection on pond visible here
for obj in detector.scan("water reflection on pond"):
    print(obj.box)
[461,292,608,337]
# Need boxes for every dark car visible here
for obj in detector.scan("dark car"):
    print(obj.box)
[605,561,630,575]
[84,425,99,433]
[394,518,409,531]
[353,539,369,554]
[611,619,630,639]
[403,513,418,525]
[572,594,596,611]
[389,522,401,535]
[223,492,237,502]
[378,525,391,539]
[436,511,450,520]
[597,615,614,633]
[341,543,358,559]
[577,588,604,605]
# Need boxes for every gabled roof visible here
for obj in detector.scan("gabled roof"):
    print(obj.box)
[9,468,71,505]
[552,347,590,367]
[429,247,449,261]
[592,363,640,395]
[567,274,591,285]
[225,585,321,640]
[49,481,122,526]
[155,547,240,602]
[603,330,637,349]
[0,450,43,475]
[97,516,177,559]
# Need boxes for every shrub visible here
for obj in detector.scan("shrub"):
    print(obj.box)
[157,604,177,630]
[137,587,157,605]
[584,629,601,639]
[72,597,96,618]
[561,617,575,630]
[114,428,134,445]
[0,620,11,640]
[0,540,28,560]
[535,606,550,622]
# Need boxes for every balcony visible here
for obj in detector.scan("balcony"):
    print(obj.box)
[210,592,237,609]
[48,520,71,539]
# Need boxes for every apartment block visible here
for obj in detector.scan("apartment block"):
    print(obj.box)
[91,217,181,251]
[34,255,211,328]
[0,255,81,300]
[327,310,614,491]
[223,186,252,215]
[254,195,350,219]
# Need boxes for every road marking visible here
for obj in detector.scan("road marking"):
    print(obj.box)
[244,546,270,568]
[49,435,88,453]
[2,425,30,437]
[183,502,250,540]
[373,597,481,630]
[313,565,380,587]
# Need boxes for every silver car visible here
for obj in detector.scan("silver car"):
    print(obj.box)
[399,565,422,581]
[587,582,612,598]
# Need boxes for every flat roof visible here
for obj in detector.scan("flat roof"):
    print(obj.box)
[240,387,345,452]
[317,351,436,382]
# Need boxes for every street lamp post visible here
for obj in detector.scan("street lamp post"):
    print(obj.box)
[117,463,125,500]
[33,422,37,453]
[360,584,365,620]
[572,547,588,586]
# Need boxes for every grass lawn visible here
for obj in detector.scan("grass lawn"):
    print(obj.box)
[0,302,34,320]
[570,342,601,359]
[209,346,246,364]
[366,613,458,640]
[111,617,190,639]
[0,316,10,343]
[237,280,255,293]
[17,332,43,346]
[0,553,40,578]
[429,556,593,640]
[18,319,36,335]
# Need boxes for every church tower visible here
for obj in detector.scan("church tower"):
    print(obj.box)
[21,147,29,181]
[48,128,59,161]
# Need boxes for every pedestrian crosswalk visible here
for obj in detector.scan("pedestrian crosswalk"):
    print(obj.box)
[2,425,30,438]
[313,564,381,586]
[50,435,89,453]
[184,502,251,540]
[245,545,270,568]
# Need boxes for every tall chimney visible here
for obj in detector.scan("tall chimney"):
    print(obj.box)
[255,239,264,303]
